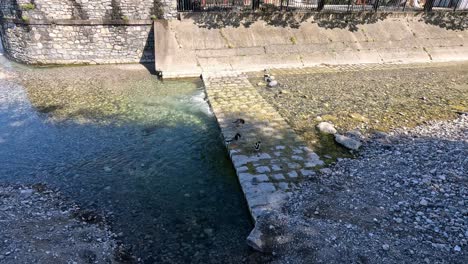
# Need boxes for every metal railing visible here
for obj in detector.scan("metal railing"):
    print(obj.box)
[177,0,468,11]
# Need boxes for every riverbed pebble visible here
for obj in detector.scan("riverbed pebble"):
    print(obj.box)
[255,114,468,263]
[0,185,124,263]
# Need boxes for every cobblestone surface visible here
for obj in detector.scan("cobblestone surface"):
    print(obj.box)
[203,73,324,221]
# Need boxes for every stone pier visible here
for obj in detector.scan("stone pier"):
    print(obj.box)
[203,73,324,221]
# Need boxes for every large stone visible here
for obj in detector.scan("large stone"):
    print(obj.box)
[317,122,337,134]
[247,225,267,252]
[345,129,364,140]
[268,80,278,87]
[246,211,277,252]
[335,134,362,150]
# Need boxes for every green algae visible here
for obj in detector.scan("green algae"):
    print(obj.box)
[252,62,468,162]
[19,65,203,126]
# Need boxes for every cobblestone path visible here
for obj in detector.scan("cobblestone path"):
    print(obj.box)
[203,73,324,221]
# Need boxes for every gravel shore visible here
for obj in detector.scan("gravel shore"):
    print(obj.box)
[253,114,467,263]
[0,185,132,263]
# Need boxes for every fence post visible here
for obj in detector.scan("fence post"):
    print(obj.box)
[402,0,408,11]
[317,0,325,11]
[347,0,353,12]
[373,0,380,11]
[252,0,259,10]
[424,0,434,12]
[453,0,460,11]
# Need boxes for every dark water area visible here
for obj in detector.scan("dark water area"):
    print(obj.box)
[0,61,256,263]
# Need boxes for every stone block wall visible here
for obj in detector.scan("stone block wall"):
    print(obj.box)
[8,0,176,20]
[0,0,177,64]
[1,21,154,64]
[2,0,177,20]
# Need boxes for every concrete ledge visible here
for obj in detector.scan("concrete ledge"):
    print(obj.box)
[155,11,468,77]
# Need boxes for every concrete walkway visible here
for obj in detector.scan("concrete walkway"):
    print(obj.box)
[203,73,324,221]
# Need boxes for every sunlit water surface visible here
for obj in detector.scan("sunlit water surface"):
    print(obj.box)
[0,54,253,263]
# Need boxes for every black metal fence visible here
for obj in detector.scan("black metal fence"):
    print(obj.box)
[177,0,468,12]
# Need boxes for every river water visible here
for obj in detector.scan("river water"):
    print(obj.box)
[0,50,255,262]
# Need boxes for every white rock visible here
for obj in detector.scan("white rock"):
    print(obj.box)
[317,122,337,134]
[267,80,278,87]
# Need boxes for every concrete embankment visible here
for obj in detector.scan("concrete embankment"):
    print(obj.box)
[155,11,468,77]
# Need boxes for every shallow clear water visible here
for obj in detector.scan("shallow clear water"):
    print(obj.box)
[0,59,253,263]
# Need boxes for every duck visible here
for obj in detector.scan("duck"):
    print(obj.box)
[156,71,163,80]
[254,141,261,152]
[226,133,242,145]
[232,118,245,127]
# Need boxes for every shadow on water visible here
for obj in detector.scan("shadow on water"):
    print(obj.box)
[0,64,260,263]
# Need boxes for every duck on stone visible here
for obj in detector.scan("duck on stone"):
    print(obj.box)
[232,118,245,127]
[264,69,271,81]
[254,141,261,152]
[226,133,241,145]
[264,69,278,87]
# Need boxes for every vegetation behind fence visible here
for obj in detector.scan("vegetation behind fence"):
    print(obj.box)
[177,0,468,12]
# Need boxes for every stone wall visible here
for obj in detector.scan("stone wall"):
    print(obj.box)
[2,0,177,20]
[1,21,154,64]
[0,0,177,64]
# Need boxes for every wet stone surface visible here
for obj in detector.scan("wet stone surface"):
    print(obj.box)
[203,73,325,221]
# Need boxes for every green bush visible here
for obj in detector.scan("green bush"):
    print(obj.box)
[121,15,129,22]
[21,15,30,22]
[20,3,36,11]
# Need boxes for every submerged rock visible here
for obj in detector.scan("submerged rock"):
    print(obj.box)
[334,134,362,150]
[317,122,337,134]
